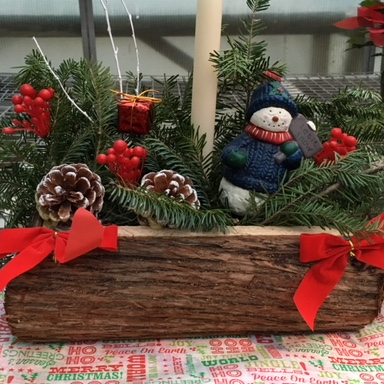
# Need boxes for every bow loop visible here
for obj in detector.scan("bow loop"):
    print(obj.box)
[0,228,53,257]
[0,208,118,292]
[55,208,107,263]
[300,233,353,262]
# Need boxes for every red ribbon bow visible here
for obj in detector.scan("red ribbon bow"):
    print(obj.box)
[0,208,118,292]
[294,216,384,331]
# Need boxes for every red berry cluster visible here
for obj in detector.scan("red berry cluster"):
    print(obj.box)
[97,140,148,185]
[3,84,54,138]
[315,128,358,165]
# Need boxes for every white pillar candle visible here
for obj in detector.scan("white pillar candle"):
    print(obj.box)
[191,0,223,159]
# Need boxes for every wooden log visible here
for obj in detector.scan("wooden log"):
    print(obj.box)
[4,226,384,343]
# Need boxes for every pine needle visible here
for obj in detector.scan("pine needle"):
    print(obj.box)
[108,184,233,233]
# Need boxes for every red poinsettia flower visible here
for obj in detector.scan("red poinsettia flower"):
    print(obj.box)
[334,2,384,47]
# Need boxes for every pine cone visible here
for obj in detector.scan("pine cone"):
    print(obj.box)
[35,163,105,226]
[139,170,200,229]
[141,169,200,208]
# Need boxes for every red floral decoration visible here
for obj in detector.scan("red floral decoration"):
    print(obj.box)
[334,1,384,47]
[2,84,54,137]
[97,140,147,186]
[314,128,358,165]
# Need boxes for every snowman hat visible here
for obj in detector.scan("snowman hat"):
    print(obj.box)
[245,81,298,122]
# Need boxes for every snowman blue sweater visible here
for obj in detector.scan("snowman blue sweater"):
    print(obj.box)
[221,126,302,194]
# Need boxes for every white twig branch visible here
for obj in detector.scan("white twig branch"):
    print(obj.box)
[32,37,94,123]
[120,0,141,95]
[99,0,123,93]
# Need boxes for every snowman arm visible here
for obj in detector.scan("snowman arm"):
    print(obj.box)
[222,132,251,154]
[283,148,303,170]
[221,133,251,168]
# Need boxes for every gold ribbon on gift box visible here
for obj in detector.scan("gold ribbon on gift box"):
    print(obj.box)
[111,89,163,105]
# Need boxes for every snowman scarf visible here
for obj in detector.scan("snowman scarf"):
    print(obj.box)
[245,123,293,145]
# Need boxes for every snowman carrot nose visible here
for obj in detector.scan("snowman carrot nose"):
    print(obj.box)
[272,116,279,122]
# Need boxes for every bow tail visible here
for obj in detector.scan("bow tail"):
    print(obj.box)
[294,253,349,331]
[0,238,55,292]
[100,226,119,251]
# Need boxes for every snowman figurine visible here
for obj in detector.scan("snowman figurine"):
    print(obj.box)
[220,80,305,215]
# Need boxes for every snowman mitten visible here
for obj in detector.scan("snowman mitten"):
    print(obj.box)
[224,150,248,168]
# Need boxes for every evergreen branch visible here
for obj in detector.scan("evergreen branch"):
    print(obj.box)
[257,186,318,227]
[0,161,42,227]
[3,0,384,236]
[246,0,270,12]
[262,200,367,236]
[240,150,384,235]
[366,161,384,175]
[143,135,212,207]
[153,75,192,128]
[296,87,384,145]
[308,160,384,202]
[109,184,233,232]
[209,0,279,105]
[68,60,118,168]
[308,182,342,203]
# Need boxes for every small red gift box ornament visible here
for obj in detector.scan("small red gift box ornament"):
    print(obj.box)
[113,90,162,135]
[314,128,358,165]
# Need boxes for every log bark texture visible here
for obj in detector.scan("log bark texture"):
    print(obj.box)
[4,226,384,343]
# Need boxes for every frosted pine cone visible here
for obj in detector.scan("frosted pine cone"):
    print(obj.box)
[139,170,200,229]
[141,169,200,208]
[35,163,105,226]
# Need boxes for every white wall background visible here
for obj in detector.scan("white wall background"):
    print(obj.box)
[0,0,369,76]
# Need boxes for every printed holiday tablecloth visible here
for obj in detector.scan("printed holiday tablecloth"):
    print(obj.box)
[1,292,384,384]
